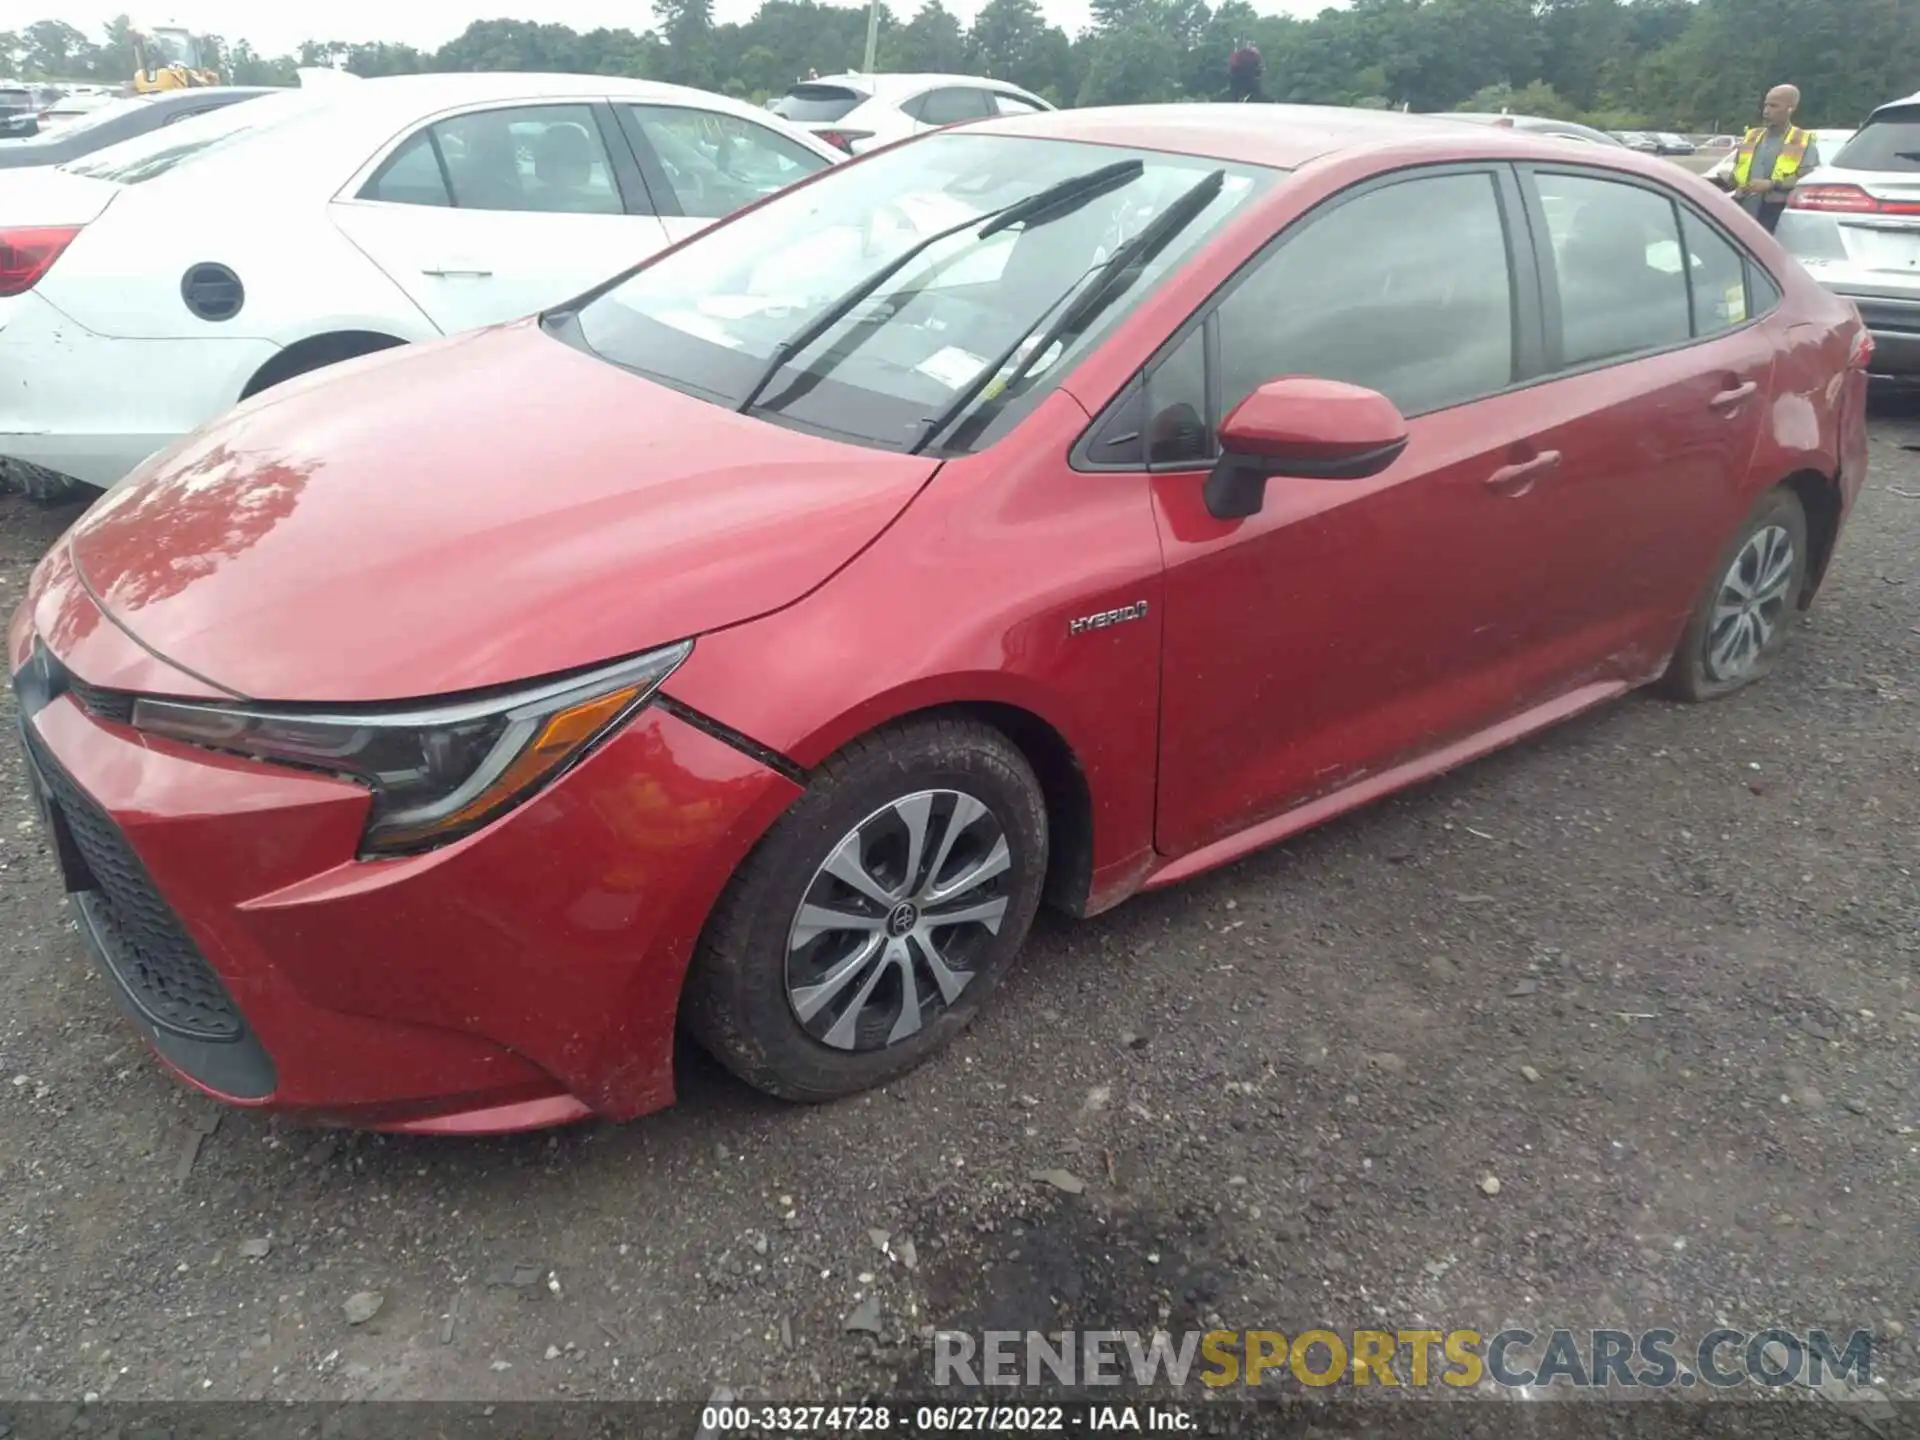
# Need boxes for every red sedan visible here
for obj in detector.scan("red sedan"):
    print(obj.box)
[10,105,1871,1133]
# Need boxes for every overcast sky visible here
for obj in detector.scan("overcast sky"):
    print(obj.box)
[41,1,1348,54]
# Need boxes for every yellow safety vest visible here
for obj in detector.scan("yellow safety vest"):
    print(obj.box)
[1732,125,1811,188]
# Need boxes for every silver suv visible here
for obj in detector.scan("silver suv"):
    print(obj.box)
[1775,91,1920,376]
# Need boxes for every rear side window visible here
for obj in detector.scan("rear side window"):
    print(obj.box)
[1216,170,1517,418]
[1679,209,1750,336]
[770,85,865,123]
[991,93,1046,116]
[915,88,993,125]
[440,105,623,215]
[1536,172,1690,367]
[362,129,451,207]
[1834,107,1920,173]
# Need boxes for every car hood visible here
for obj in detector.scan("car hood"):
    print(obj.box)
[67,321,939,703]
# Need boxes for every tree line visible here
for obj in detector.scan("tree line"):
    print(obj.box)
[4,0,1915,132]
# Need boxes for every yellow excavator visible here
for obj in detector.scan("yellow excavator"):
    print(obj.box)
[130,23,222,92]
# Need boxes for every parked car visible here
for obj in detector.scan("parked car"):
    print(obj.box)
[0,88,276,170]
[769,72,1053,154]
[1,86,39,138]
[1697,135,1738,153]
[1777,93,1920,376]
[1441,112,1626,146]
[1655,131,1696,155]
[0,72,839,495]
[1811,127,1856,156]
[34,91,119,130]
[10,104,1869,1132]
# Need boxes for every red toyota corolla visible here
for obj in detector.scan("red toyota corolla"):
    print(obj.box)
[10,106,1871,1134]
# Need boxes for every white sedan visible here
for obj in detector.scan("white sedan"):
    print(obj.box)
[0,72,841,494]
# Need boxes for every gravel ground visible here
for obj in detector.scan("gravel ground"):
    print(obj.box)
[0,403,1916,1412]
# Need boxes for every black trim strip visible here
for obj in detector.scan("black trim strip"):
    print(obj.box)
[654,694,810,786]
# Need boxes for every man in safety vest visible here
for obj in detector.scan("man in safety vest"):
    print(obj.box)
[1712,84,1821,234]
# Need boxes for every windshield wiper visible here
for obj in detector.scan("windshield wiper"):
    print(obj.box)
[914,168,1227,455]
[735,158,1145,415]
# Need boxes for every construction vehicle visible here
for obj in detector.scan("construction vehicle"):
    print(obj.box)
[130,24,221,92]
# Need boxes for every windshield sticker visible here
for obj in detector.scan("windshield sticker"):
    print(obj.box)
[915,346,990,390]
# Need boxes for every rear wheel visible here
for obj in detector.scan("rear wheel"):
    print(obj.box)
[684,717,1048,1102]
[1663,487,1808,702]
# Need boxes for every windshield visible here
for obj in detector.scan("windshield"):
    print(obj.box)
[147,30,197,67]
[1834,108,1920,173]
[573,133,1272,454]
[63,90,320,183]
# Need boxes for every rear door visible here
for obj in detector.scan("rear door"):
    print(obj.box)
[615,102,834,247]
[328,100,667,335]
[1505,164,1778,676]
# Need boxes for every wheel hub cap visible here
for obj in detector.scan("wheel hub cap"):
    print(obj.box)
[784,789,1012,1053]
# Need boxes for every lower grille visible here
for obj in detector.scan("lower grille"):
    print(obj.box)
[20,726,244,1042]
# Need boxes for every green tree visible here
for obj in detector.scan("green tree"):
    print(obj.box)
[22,19,92,78]
[1077,23,1183,106]
[881,0,968,74]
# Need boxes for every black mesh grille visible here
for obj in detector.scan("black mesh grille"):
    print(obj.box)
[65,675,136,725]
[20,726,243,1041]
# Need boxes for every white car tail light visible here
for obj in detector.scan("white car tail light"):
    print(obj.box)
[0,226,81,297]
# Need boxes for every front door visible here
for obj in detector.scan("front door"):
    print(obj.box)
[330,101,668,335]
[1146,167,1571,858]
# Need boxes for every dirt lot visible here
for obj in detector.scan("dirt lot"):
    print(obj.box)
[1,404,1916,1411]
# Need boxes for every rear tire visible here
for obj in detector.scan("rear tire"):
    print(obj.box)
[684,717,1048,1102]
[1662,487,1809,702]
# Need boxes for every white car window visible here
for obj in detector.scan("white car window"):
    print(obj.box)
[361,128,452,207]
[435,105,623,215]
[627,104,828,220]
[916,88,993,126]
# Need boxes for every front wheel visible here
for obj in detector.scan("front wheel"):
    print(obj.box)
[1662,487,1809,702]
[683,717,1049,1102]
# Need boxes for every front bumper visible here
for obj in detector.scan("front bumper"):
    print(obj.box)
[9,593,803,1132]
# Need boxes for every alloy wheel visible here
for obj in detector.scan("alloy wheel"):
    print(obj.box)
[785,789,1012,1052]
[1705,524,1795,682]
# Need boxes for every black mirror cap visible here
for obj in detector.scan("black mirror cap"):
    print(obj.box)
[1202,436,1410,520]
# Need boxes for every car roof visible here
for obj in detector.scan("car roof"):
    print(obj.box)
[304,71,799,120]
[975,102,1650,170]
[807,72,1038,97]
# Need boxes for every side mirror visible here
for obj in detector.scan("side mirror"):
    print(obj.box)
[1203,377,1410,520]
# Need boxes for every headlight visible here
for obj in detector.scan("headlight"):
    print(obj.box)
[131,642,691,857]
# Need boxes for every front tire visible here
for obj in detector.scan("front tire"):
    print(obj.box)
[1662,487,1809,702]
[684,717,1049,1102]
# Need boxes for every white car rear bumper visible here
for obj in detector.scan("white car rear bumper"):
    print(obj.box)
[0,292,279,489]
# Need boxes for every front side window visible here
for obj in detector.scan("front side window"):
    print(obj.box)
[1216,171,1517,419]
[571,132,1272,454]
[627,104,828,219]
[1536,171,1690,367]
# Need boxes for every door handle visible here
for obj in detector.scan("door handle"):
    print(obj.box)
[422,264,493,278]
[1710,380,1759,411]
[1483,449,1561,497]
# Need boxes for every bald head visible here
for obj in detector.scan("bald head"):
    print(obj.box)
[1763,85,1801,129]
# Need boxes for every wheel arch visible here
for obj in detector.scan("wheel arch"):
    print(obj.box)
[768,689,1100,920]
[240,329,409,400]
[1779,467,1843,607]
